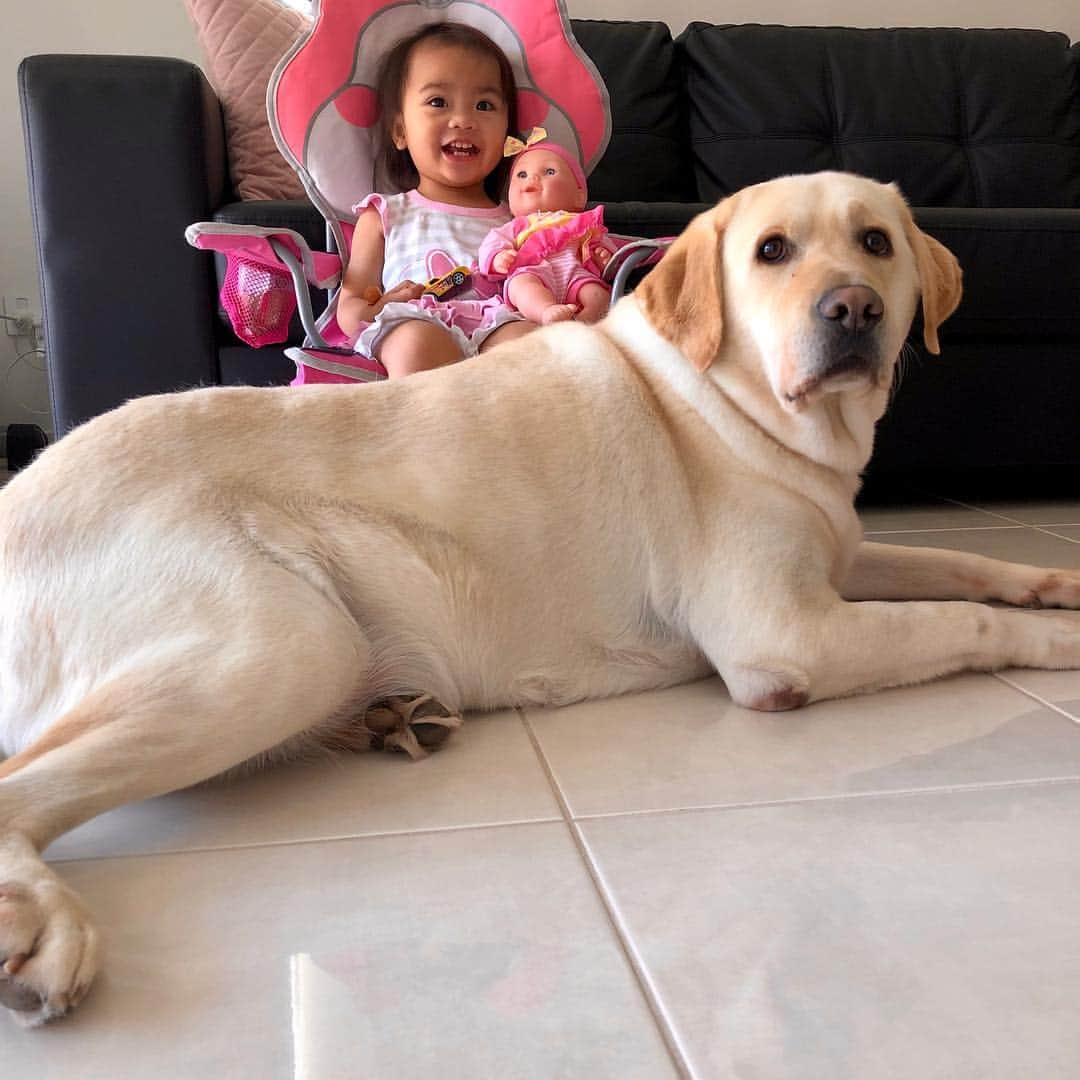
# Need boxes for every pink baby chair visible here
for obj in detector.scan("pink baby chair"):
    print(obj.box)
[186,0,670,384]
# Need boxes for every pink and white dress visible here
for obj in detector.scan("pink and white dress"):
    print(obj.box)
[353,190,523,359]
[478,206,617,308]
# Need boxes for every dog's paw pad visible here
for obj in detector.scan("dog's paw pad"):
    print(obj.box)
[361,693,464,759]
[0,975,45,1015]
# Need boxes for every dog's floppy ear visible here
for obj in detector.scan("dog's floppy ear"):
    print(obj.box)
[902,213,963,355]
[636,201,731,372]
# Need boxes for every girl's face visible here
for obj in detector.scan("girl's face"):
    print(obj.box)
[507,149,585,216]
[392,41,509,207]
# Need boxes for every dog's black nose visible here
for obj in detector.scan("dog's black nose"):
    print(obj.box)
[816,286,883,334]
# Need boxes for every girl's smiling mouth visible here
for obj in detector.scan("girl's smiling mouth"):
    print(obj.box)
[443,141,480,158]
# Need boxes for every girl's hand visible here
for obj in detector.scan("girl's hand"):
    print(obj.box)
[338,280,424,336]
[378,280,425,309]
[492,250,516,275]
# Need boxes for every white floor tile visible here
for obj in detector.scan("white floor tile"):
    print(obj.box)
[581,783,1080,1079]
[46,710,560,862]
[994,670,1080,723]
[941,499,1080,527]
[5,825,678,1079]
[1040,524,1080,544]
[866,525,1080,567]
[857,500,1009,533]
[526,675,1080,817]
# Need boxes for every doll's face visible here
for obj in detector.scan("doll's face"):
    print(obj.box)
[507,149,585,215]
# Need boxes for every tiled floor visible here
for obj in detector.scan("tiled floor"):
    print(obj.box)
[4,494,1080,1077]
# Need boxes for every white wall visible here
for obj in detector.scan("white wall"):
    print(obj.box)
[3,0,1077,433]
[1,0,203,433]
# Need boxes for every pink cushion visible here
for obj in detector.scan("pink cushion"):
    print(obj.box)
[184,0,310,201]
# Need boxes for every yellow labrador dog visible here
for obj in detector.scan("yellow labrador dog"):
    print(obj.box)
[2,171,1079,1025]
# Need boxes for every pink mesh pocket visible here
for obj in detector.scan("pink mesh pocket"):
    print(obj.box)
[220,254,298,347]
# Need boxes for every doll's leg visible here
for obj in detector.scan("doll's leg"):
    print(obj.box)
[376,320,463,377]
[573,282,612,324]
[506,274,576,325]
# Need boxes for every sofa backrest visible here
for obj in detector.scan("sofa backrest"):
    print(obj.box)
[571,19,696,204]
[678,24,1080,208]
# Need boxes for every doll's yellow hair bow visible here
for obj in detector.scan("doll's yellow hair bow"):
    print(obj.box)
[503,127,548,157]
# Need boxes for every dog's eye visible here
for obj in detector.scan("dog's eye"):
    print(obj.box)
[863,229,892,256]
[758,236,789,264]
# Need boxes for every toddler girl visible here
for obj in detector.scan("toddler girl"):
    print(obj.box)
[336,24,532,377]
[478,129,617,325]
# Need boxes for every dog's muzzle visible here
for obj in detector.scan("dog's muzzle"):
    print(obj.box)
[814,284,885,378]
[782,285,887,410]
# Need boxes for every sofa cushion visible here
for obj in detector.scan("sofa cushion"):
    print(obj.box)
[218,343,296,386]
[571,20,696,203]
[597,200,707,238]
[680,24,1080,208]
[915,207,1080,341]
[184,0,309,201]
[871,340,1080,474]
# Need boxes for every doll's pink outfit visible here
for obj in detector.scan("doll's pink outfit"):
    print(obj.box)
[353,190,523,360]
[478,205,616,308]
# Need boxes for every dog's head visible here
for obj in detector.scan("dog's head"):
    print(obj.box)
[637,172,962,414]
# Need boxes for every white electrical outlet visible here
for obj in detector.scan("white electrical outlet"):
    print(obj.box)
[3,295,34,337]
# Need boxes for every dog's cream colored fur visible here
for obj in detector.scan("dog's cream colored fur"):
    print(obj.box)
[2,172,1079,1025]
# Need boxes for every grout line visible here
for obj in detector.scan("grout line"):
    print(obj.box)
[930,494,1042,525]
[932,496,1080,536]
[1028,526,1080,545]
[569,774,1080,826]
[517,707,697,1080]
[862,524,1023,536]
[992,672,1080,727]
[57,765,1080,868]
[45,815,563,865]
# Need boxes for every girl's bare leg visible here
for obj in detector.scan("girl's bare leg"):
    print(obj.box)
[377,320,462,377]
[479,320,535,352]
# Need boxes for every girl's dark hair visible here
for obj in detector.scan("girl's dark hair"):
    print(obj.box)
[373,23,518,202]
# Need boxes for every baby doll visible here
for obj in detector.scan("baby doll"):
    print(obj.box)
[478,129,618,325]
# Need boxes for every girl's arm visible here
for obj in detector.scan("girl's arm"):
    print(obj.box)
[336,208,385,339]
[336,208,424,339]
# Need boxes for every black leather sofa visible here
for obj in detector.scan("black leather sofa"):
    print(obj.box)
[18,21,1080,488]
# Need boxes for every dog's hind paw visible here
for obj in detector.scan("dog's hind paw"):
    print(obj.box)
[0,877,101,1027]
[360,694,464,759]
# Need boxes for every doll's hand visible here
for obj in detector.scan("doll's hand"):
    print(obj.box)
[492,250,516,275]
[591,246,612,268]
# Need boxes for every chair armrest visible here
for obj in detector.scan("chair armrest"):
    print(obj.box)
[19,54,229,434]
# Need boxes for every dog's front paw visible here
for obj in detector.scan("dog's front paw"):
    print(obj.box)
[0,876,101,1027]
[1003,609,1080,671]
[1016,569,1080,610]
